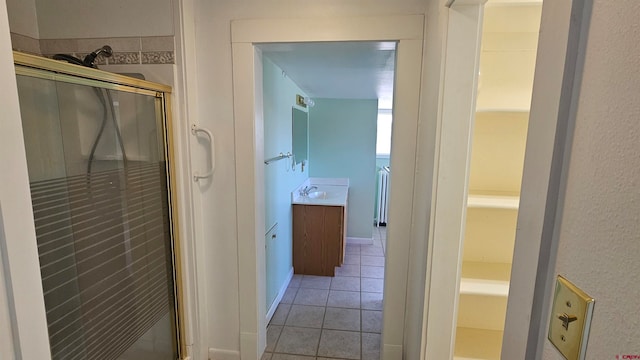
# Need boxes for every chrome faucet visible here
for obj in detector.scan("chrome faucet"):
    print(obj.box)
[299,186,318,196]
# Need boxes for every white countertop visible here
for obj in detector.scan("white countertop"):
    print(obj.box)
[291,178,349,207]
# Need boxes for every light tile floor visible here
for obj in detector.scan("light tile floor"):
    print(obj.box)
[263,227,387,360]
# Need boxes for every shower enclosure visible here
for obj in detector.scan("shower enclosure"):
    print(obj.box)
[13,52,184,360]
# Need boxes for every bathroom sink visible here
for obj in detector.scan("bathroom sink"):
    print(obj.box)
[307,191,328,199]
[291,182,348,206]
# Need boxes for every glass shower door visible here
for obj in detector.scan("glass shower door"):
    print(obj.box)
[16,73,178,360]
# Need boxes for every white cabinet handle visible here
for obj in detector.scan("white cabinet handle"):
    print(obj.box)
[191,124,215,182]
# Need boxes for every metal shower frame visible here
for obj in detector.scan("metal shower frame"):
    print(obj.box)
[13,51,187,360]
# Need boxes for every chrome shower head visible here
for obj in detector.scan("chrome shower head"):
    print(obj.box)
[95,45,113,58]
[83,45,113,68]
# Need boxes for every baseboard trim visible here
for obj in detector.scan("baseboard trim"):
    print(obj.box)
[347,236,374,245]
[383,343,403,360]
[266,267,293,323]
[208,348,240,360]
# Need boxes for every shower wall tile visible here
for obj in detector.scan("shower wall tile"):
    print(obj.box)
[40,38,79,54]
[109,51,141,64]
[141,36,174,51]
[75,52,107,65]
[37,36,175,65]
[10,33,41,54]
[141,51,175,64]
[77,37,141,53]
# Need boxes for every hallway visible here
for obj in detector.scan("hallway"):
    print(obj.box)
[263,227,387,360]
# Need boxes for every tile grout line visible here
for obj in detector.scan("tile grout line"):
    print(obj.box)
[316,289,329,358]
[272,286,298,353]
[268,228,385,359]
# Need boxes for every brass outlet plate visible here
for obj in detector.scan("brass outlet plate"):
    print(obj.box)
[548,275,595,360]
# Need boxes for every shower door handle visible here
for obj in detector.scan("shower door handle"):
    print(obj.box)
[191,124,215,182]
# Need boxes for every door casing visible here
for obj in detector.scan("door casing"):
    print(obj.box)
[423,0,592,359]
[230,15,426,359]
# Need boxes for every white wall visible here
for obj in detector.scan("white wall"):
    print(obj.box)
[34,0,173,38]
[542,0,640,358]
[189,0,442,355]
[5,0,38,37]
[0,232,15,360]
[0,0,51,358]
[0,212,15,360]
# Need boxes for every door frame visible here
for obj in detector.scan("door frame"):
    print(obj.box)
[0,1,51,358]
[502,0,592,357]
[230,15,426,359]
[421,0,593,358]
[420,1,486,359]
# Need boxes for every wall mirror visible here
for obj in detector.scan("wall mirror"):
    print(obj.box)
[292,107,308,164]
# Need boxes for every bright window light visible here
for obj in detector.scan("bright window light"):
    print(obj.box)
[376,109,393,156]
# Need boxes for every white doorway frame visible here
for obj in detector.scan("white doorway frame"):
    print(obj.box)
[502,0,592,357]
[0,1,52,358]
[420,2,486,359]
[421,0,592,359]
[231,15,426,359]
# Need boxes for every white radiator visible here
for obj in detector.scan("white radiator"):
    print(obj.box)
[376,166,390,226]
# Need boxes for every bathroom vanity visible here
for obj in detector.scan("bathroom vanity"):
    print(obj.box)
[291,178,348,276]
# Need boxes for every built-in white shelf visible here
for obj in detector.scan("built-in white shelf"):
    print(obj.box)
[455,327,503,360]
[460,262,511,298]
[460,278,510,297]
[476,88,533,114]
[461,261,511,281]
[455,4,541,359]
[486,0,543,6]
[467,195,519,210]
[476,107,530,114]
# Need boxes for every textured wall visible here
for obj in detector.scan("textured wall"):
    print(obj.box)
[6,0,39,54]
[7,0,175,57]
[5,0,38,38]
[34,0,173,39]
[543,0,640,358]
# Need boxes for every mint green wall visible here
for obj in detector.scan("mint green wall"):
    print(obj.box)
[309,98,378,239]
[376,157,390,170]
[374,156,390,222]
[263,57,308,311]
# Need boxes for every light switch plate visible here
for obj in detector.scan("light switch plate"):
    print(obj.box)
[548,275,595,360]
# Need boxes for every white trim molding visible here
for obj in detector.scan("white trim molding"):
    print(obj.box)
[0,2,51,358]
[347,237,374,245]
[209,348,241,360]
[171,0,210,358]
[230,15,426,360]
[503,0,593,357]
[421,2,485,359]
[266,268,293,323]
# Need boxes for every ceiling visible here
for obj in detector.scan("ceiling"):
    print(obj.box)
[258,1,541,111]
[259,42,396,109]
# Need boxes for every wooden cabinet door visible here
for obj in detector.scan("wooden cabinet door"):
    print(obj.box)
[293,205,344,276]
